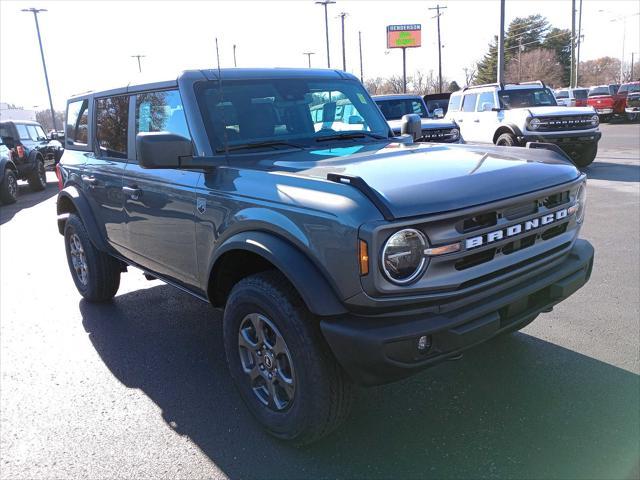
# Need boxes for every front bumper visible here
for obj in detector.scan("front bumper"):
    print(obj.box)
[321,239,594,386]
[625,107,640,113]
[519,130,601,149]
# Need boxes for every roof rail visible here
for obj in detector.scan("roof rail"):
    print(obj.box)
[514,80,546,88]
[462,82,505,92]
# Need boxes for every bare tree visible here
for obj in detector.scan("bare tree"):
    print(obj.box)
[578,57,621,86]
[364,77,385,95]
[505,48,562,87]
[463,66,477,87]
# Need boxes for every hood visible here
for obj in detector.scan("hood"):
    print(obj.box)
[250,142,580,219]
[527,106,596,116]
[387,118,457,133]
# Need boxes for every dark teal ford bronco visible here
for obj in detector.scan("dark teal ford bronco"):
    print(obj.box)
[57,69,594,445]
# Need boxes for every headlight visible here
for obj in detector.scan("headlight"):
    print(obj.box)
[450,128,460,140]
[381,229,427,284]
[575,182,587,223]
[589,114,599,127]
[528,118,541,130]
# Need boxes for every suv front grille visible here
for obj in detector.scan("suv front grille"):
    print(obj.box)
[534,115,594,132]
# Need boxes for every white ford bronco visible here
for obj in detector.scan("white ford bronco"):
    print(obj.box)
[446,81,601,167]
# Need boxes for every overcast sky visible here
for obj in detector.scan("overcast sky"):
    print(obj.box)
[1,0,638,111]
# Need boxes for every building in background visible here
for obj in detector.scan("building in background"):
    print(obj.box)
[0,102,37,122]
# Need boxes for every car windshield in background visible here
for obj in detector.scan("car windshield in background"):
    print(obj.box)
[498,88,557,108]
[588,87,610,97]
[196,78,390,153]
[619,84,640,94]
[375,99,428,119]
[573,89,589,99]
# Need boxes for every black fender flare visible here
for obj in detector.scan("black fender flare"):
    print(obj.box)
[210,231,348,316]
[56,186,109,251]
[27,150,43,169]
[493,124,523,144]
[0,158,17,182]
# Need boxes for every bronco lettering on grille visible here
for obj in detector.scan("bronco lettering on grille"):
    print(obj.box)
[465,208,570,250]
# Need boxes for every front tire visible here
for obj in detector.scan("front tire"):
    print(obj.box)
[496,132,517,147]
[0,169,18,204]
[572,143,598,168]
[64,214,121,302]
[27,159,47,191]
[223,271,354,446]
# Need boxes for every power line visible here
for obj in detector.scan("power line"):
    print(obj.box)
[503,30,571,52]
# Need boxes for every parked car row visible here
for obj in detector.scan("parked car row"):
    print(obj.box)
[555,81,640,122]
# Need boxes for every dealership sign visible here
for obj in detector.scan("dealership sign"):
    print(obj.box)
[386,24,422,49]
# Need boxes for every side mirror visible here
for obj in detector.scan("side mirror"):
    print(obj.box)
[400,114,422,141]
[433,108,444,118]
[348,115,364,125]
[137,132,193,169]
[491,107,502,112]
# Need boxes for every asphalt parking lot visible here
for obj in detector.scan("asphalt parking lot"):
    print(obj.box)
[1,123,639,479]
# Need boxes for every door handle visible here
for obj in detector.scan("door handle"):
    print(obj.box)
[473,119,480,123]
[457,118,464,122]
[122,185,143,200]
[81,175,99,186]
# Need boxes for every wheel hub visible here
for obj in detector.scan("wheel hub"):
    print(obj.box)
[69,233,88,286]
[238,313,295,411]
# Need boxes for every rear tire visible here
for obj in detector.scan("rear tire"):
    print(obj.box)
[0,169,18,204]
[572,143,598,169]
[496,132,517,147]
[28,159,47,192]
[64,214,121,302]
[223,271,354,446]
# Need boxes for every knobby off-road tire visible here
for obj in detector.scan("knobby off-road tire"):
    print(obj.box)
[496,132,517,147]
[223,271,354,446]
[64,214,121,302]
[0,169,18,204]
[28,159,47,192]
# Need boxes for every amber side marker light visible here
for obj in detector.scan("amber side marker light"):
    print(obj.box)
[424,242,461,256]
[359,240,369,275]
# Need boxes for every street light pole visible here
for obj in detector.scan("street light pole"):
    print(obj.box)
[316,0,336,68]
[570,0,576,87]
[428,4,447,93]
[131,54,145,73]
[497,0,505,84]
[22,7,57,131]
[339,12,347,71]
[358,31,364,83]
[303,52,315,68]
[233,44,237,67]
[576,0,583,85]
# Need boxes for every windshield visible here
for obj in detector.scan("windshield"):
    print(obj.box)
[498,88,557,108]
[374,98,428,120]
[196,78,390,153]
[588,87,610,97]
[619,83,640,94]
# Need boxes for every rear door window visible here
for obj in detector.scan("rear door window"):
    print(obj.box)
[462,93,478,112]
[16,124,30,140]
[95,95,129,159]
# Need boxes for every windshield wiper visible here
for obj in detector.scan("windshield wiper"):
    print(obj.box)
[315,131,388,143]
[215,140,305,153]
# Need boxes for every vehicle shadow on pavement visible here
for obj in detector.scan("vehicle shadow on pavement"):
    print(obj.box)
[586,162,640,183]
[0,179,58,225]
[80,284,640,480]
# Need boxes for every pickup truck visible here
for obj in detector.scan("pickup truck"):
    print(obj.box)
[587,85,625,121]
[618,81,640,121]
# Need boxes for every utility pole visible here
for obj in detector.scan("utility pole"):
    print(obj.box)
[303,52,315,68]
[21,7,57,131]
[631,52,636,80]
[576,0,583,85]
[428,4,447,93]
[517,38,523,82]
[233,44,237,67]
[316,0,336,68]
[358,31,364,83]
[131,54,145,73]
[497,0,505,84]
[570,0,576,87]
[338,12,347,71]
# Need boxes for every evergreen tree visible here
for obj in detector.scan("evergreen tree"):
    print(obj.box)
[543,28,572,86]
[448,81,461,92]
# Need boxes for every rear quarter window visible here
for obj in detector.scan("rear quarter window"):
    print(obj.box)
[448,94,462,113]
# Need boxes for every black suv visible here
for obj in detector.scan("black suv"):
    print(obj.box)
[0,120,60,201]
[57,69,594,445]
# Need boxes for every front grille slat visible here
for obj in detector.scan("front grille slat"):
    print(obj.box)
[534,115,594,132]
